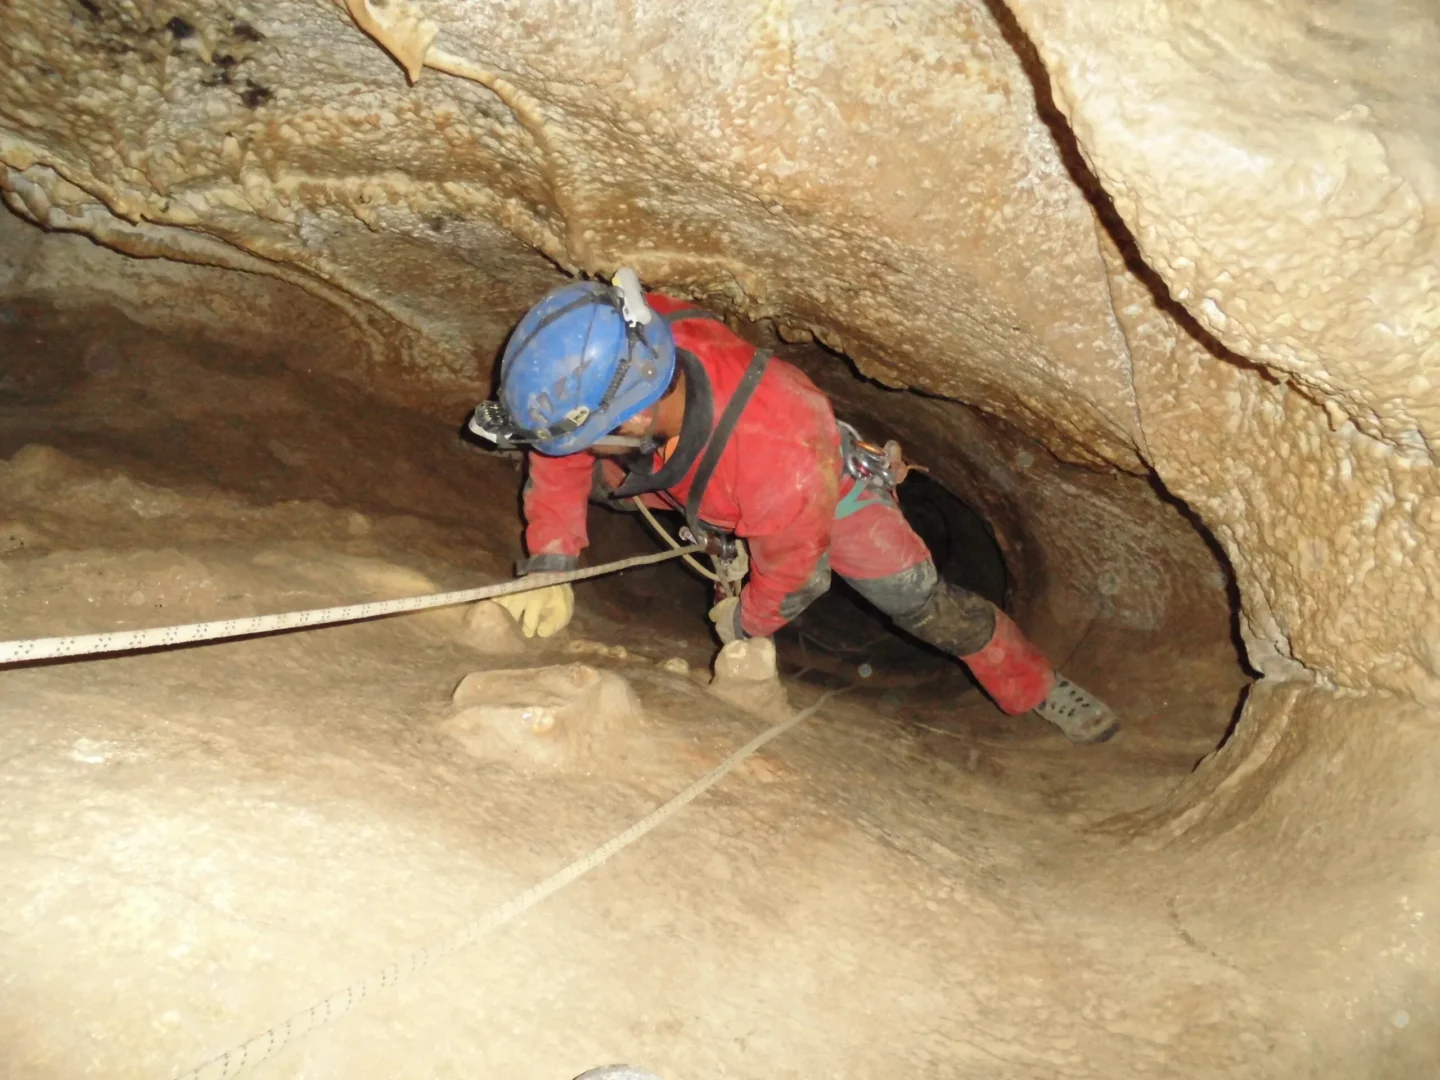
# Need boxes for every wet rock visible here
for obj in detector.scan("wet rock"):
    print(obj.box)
[441,663,643,771]
[456,599,527,656]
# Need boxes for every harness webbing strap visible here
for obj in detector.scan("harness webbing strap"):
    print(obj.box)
[833,478,895,520]
[684,348,771,540]
[662,308,728,326]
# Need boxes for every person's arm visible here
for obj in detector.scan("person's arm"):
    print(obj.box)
[522,451,595,571]
[738,513,834,638]
[733,430,840,638]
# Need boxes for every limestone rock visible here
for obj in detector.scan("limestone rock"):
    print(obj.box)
[708,638,790,722]
[564,639,631,661]
[456,599,528,655]
[0,519,50,556]
[441,663,643,771]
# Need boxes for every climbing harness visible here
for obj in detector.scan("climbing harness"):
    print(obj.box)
[655,341,770,596]
[172,686,844,1080]
[627,339,771,601]
[837,420,915,491]
[599,303,769,598]
[703,531,749,596]
[631,497,719,584]
[834,420,922,521]
[630,496,749,598]
[682,346,770,548]
[0,544,702,666]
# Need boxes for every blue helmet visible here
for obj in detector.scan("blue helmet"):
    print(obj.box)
[469,275,676,456]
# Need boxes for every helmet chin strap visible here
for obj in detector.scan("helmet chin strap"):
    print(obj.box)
[590,434,653,450]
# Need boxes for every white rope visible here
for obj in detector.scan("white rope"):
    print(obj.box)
[174,688,839,1080]
[630,497,720,582]
[0,545,700,666]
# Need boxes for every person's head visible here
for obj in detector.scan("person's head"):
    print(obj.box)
[468,272,675,456]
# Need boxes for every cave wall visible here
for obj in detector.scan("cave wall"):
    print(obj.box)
[786,341,1237,682]
[0,199,382,391]
[1,0,1147,464]
[4,1,1440,772]
[1005,0,1440,703]
[6,0,1440,1054]
[0,0,1230,671]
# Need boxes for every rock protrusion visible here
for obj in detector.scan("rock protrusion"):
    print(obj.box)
[441,663,643,771]
[456,599,529,655]
[708,638,790,722]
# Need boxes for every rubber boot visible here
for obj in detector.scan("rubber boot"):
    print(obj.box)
[898,585,1119,743]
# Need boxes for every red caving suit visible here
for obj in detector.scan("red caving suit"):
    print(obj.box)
[522,294,933,639]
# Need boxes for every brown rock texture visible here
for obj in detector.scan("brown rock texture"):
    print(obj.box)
[709,636,791,721]
[444,663,644,770]
[456,599,529,655]
[1007,0,1440,697]
[3,0,1440,1074]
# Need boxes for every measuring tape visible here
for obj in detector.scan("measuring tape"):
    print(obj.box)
[0,544,701,666]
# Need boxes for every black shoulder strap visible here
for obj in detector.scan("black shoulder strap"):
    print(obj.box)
[663,307,728,326]
[685,348,771,539]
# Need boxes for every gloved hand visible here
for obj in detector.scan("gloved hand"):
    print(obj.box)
[708,595,746,645]
[495,582,574,638]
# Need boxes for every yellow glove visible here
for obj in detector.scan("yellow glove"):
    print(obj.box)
[495,583,574,638]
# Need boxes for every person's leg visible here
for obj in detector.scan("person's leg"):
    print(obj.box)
[829,480,1118,743]
[828,480,993,645]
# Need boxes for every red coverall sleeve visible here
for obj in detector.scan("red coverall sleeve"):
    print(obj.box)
[523,451,595,557]
[736,451,839,639]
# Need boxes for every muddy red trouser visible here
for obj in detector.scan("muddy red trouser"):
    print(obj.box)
[832,480,1055,715]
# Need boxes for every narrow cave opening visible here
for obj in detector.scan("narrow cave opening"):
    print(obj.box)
[0,249,1249,783]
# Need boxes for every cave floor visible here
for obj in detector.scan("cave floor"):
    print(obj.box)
[0,569,1271,1079]
[0,457,1274,1080]
[0,305,1284,1079]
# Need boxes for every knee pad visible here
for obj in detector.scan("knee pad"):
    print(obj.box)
[847,559,940,619]
[895,580,997,656]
